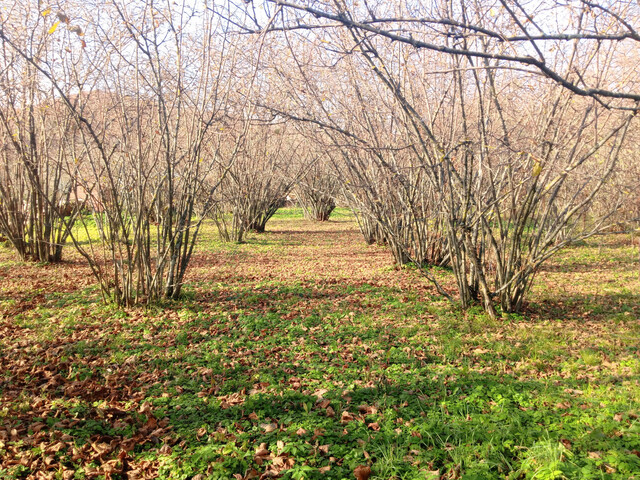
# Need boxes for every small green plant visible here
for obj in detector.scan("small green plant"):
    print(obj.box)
[579,349,601,366]
[517,440,574,480]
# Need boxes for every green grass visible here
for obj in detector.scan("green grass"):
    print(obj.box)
[0,209,639,479]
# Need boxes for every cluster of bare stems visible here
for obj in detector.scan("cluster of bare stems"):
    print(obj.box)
[0,9,83,262]
[294,154,339,222]
[0,1,267,304]
[211,124,306,242]
[226,0,640,317]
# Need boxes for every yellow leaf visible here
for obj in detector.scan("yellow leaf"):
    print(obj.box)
[532,161,542,177]
[41,8,52,17]
[48,21,60,34]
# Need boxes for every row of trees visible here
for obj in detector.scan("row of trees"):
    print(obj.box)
[1,0,638,315]
[0,1,255,304]
[229,0,640,318]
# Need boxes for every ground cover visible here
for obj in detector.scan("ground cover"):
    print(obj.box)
[1,209,639,479]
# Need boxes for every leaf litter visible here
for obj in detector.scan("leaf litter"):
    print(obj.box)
[1,211,639,478]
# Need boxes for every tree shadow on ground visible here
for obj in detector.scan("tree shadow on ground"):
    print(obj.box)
[3,288,639,479]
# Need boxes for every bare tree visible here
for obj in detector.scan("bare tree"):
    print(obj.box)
[0,3,81,262]
[294,154,339,221]
[1,0,258,304]
[213,123,306,242]
[241,0,640,108]
[226,0,638,317]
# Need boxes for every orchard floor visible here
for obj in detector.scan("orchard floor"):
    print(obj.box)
[1,209,639,480]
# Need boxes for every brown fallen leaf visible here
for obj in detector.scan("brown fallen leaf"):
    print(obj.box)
[62,470,75,480]
[126,469,143,480]
[46,441,66,453]
[158,444,172,455]
[354,465,371,480]
[563,388,583,396]
[313,388,329,398]
[260,422,278,433]
[341,411,355,423]
[358,405,378,415]
[30,422,46,433]
[244,469,259,479]
[268,454,295,474]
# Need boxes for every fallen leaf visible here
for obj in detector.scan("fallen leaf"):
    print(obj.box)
[158,444,172,455]
[341,411,355,423]
[563,388,583,396]
[255,443,270,457]
[354,465,371,480]
[260,423,278,433]
[313,388,329,398]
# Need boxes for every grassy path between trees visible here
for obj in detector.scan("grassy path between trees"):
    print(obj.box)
[1,209,639,479]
